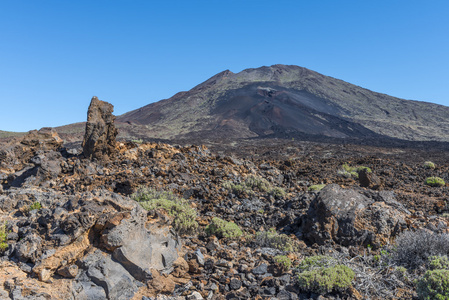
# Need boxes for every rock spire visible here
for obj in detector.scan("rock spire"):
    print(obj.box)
[82,96,118,160]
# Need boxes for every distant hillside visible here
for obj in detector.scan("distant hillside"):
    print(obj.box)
[116,64,449,142]
[0,130,26,140]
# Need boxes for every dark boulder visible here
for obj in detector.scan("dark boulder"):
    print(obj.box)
[82,96,118,161]
[358,168,382,190]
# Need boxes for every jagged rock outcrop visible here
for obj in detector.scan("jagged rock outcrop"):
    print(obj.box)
[82,96,118,161]
[0,128,62,171]
[0,187,180,299]
[0,128,64,189]
[302,184,409,248]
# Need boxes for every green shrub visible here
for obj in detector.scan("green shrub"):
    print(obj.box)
[429,256,449,270]
[339,164,371,179]
[245,175,271,192]
[417,269,449,300]
[308,184,326,192]
[0,222,8,252]
[274,255,292,271]
[132,187,198,235]
[297,262,355,294]
[337,170,358,179]
[424,161,436,169]
[222,181,254,195]
[205,217,242,239]
[425,177,445,187]
[29,202,42,211]
[356,166,372,173]
[342,164,371,173]
[253,229,294,252]
[297,255,337,271]
[269,186,286,198]
[342,164,353,173]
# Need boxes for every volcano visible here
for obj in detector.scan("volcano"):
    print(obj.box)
[115,65,449,142]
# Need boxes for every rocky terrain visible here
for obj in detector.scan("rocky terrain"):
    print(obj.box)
[1,97,449,299]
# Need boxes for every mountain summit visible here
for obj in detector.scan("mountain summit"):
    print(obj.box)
[117,64,449,142]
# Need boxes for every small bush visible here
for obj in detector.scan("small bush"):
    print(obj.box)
[253,229,294,252]
[342,164,371,174]
[131,139,143,144]
[337,170,358,179]
[357,166,372,173]
[297,257,355,294]
[342,164,353,173]
[205,217,243,239]
[270,186,286,198]
[424,161,436,169]
[132,187,198,235]
[223,181,254,196]
[429,255,449,270]
[245,175,271,192]
[298,255,337,271]
[393,230,449,269]
[29,202,42,211]
[308,184,326,192]
[417,269,449,300]
[425,177,445,187]
[274,255,292,271]
[0,222,8,252]
[338,164,371,179]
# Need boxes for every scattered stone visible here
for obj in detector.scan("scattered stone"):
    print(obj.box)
[57,264,79,278]
[229,278,242,290]
[187,291,204,300]
[252,263,268,275]
[194,248,205,266]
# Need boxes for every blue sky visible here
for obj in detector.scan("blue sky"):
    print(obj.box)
[1,1,448,131]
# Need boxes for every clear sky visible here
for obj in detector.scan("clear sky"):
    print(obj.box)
[1,1,448,132]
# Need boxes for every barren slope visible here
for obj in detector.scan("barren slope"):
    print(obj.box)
[117,64,449,142]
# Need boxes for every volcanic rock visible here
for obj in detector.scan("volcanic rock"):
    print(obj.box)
[82,96,118,160]
[0,128,62,172]
[358,168,382,190]
[20,127,63,150]
[302,184,409,248]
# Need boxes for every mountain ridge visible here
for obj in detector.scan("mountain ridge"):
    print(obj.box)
[116,64,449,142]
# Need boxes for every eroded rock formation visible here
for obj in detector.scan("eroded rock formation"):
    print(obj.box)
[82,96,118,161]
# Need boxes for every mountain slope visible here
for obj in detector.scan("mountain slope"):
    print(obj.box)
[117,64,449,142]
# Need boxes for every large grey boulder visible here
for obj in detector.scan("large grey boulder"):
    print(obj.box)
[15,234,43,263]
[77,250,140,300]
[102,206,180,278]
[82,96,118,161]
[302,184,409,248]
